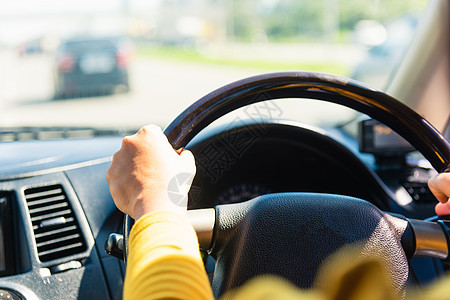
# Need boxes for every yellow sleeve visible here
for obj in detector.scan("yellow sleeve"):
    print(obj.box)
[123,210,214,300]
[407,275,450,300]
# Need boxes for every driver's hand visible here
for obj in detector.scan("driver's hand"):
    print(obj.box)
[106,125,196,220]
[428,172,450,216]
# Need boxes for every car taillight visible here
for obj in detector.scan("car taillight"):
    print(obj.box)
[116,41,134,68]
[116,51,129,68]
[58,54,75,72]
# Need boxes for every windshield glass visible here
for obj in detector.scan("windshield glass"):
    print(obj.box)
[0,0,428,132]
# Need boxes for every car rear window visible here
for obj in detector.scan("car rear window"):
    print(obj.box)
[62,40,116,52]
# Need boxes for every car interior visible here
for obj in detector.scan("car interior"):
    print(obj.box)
[1,0,450,299]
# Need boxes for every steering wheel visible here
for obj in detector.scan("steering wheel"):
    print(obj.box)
[119,72,450,297]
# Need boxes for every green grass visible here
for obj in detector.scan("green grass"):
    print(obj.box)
[137,46,351,77]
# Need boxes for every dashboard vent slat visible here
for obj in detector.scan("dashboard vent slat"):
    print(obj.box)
[28,202,69,214]
[25,185,86,262]
[34,225,78,239]
[36,233,81,247]
[38,242,84,257]
[25,188,63,200]
[27,195,66,207]
[30,209,72,222]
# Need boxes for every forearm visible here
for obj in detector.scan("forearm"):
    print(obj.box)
[124,211,213,300]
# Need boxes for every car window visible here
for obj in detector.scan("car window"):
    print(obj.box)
[0,0,429,132]
[62,40,117,51]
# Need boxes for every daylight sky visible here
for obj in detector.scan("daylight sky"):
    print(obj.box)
[0,0,159,16]
[0,0,163,45]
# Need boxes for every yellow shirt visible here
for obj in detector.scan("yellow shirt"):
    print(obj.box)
[123,211,449,300]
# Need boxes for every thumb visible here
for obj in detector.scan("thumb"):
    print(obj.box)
[179,149,196,175]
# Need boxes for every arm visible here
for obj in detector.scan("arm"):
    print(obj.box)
[106,125,213,300]
[124,211,212,299]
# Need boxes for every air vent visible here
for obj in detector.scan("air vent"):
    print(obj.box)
[402,181,437,203]
[24,185,86,262]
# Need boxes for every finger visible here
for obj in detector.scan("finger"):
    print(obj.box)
[137,124,162,136]
[139,125,176,154]
[136,125,165,145]
[430,188,449,203]
[428,174,450,203]
[179,149,196,173]
[435,202,450,216]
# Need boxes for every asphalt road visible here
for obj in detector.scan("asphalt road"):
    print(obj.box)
[0,51,356,130]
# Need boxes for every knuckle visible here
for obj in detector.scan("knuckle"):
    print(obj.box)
[122,135,132,144]
[137,127,147,135]
[435,174,450,188]
[106,165,115,180]
[442,174,450,185]
[428,176,437,188]
[138,124,160,136]
[121,135,135,148]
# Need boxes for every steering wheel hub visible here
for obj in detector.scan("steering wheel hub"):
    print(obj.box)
[211,193,412,295]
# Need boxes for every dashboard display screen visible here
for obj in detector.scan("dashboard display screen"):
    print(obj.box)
[359,119,414,155]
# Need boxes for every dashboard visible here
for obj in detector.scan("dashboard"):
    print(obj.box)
[187,119,438,219]
[0,119,444,299]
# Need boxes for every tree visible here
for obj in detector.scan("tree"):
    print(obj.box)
[228,0,428,42]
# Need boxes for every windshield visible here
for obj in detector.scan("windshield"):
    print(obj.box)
[0,0,428,132]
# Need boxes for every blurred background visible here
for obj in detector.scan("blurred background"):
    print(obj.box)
[0,0,428,130]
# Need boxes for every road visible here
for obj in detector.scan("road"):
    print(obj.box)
[0,50,356,130]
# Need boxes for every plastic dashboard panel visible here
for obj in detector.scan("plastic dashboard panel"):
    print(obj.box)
[0,172,109,299]
[0,137,124,299]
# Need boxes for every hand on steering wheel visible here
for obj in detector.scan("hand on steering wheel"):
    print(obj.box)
[106,124,195,220]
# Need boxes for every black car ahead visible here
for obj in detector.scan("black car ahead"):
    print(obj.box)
[54,37,131,99]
